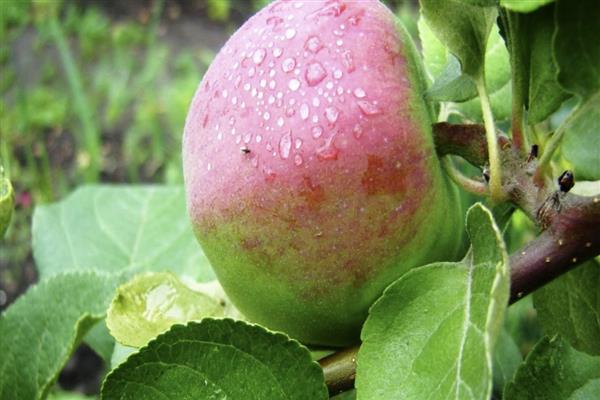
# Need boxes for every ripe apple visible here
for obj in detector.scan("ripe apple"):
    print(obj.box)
[183,0,465,346]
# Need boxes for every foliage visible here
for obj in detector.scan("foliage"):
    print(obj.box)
[1,0,599,399]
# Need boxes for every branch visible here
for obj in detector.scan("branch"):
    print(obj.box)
[319,345,359,396]
[510,193,600,301]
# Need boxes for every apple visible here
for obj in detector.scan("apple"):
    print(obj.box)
[183,0,465,346]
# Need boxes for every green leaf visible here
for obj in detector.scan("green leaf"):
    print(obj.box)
[505,336,600,399]
[562,94,600,180]
[427,56,478,102]
[356,203,509,399]
[569,380,600,399]
[500,0,554,13]
[0,272,126,400]
[418,16,450,80]
[453,24,512,120]
[492,329,522,397]
[457,78,512,121]
[533,260,600,356]
[0,172,14,238]
[525,5,569,123]
[502,4,569,124]
[107,272,231,348]
[420,0,497,79]
[554,0,600,99]
[101,319,328,400]
[32,185,213,281]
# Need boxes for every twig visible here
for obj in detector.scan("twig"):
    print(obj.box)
[441,157,488,197]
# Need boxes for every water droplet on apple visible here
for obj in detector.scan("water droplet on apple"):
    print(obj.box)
[305,61,327,86]
[279,130,292,159]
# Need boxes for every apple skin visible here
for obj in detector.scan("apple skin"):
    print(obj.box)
[183,0,464,346]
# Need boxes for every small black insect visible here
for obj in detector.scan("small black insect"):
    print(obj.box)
[240,146,251,154]
[526,144,539,162]
[558,170,574,193]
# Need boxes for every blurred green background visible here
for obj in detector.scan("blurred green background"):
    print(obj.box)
[0,0,415,311]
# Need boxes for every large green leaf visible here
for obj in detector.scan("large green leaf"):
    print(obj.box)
[501,3,569,126]
[554,0,600,99]
[0,272,126,400]
[419,16,512,120]
[32,185,213,281]
[505,336,600,399]
[420,0,497,79]
[106,272,232,348]
[533,260,600,356]
[356,203,509,399]
[101,319,328,400]
[562,94,600,180]
[492,329,522,398]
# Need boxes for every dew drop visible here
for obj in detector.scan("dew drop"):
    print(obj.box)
[353,88,366,98]
[316,135,339,161]
[243,132,252,143]
[273,47,283,58]
[263,111,271,121]
[341,50,355,72]
[256,134,262,143]
[279,130,292,159]
[288,78,301,91]
[295,137,303,149]
[285,28,297,39]
[357,100,383,116]
[312,97,320,107]
[253,48,266,65]
[305,36,324,53]
[300,103,310,120]
[336,39,343,46]
[311,125,323,138]
[333,69,343,80]
[260,79,267,88]
[294,154,303,166]
[305,62,327,86]
[282,57,296,73]
[324,106,340,124]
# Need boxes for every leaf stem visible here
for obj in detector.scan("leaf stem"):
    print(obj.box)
[476,78,504,202]
[441,157,488,196]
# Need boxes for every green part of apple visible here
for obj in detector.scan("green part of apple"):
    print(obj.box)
[183,0,465,346]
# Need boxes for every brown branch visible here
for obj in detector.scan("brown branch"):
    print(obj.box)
[510,194,600,301]
[319,345,359,396]
[432,122,489,166]
[320,122,600,396]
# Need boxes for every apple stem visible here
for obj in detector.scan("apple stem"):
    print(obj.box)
[441,157,488,196]
[476,78,505,203]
